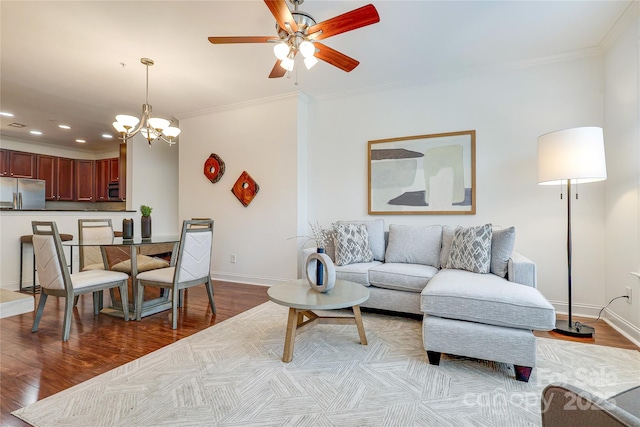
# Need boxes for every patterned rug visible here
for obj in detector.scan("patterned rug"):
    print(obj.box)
[13,302,640,426]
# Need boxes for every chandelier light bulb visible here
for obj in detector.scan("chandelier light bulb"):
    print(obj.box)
[163,126,181,138]
[299,41,315,58]
[112,121,127,133]
[273,43,290,60]
[115,115,140,130]
[148,117,170,131]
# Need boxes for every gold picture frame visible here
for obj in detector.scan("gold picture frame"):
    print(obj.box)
[368,130,476,215]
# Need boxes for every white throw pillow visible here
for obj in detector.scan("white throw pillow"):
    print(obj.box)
[332,223,374,266]
[446,224,492,273]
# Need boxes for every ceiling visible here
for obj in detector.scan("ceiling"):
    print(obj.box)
[0,0,632,152]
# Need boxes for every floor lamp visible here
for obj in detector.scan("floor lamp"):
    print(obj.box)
[537,127,607,338]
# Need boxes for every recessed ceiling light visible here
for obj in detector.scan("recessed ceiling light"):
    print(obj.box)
[0,112,14,117]
[76,139,86,143]
[102,134,113,139]
[30,130,42,135]
[58,124,71,129]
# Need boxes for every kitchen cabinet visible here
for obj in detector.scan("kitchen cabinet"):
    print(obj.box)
[0,149,8,176]
[96,157,120,201]
[75,159,95,202]
[37,155,74,201]
[1,149,36,178]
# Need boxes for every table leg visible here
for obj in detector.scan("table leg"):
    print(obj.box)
[283,307,298,363]
[353,305,368,345]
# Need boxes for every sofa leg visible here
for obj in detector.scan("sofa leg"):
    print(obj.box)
[427,351,441,366]
[514,365,532,382]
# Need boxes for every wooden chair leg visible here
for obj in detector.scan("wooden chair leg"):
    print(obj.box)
[119,281,129,322]
[171,287,179,329]
[135,281,144,321]
[205,278,216,314]
[92,292,100,315]
[32,293,48,332]
[62,296,73,342]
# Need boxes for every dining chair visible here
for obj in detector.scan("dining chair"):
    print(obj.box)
[31,221,130,342]
[135,219,216,329]
[78,219,170,274]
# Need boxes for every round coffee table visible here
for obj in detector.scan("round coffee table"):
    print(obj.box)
[268,279,370,362]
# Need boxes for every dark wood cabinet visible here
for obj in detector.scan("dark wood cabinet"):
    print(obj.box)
[75,160,95,202]
[2,150,37,178]
[0,149,9,176]
[37,155,74,201]
[95,159,109,201]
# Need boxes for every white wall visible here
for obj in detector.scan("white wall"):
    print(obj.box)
[308,57,606,315]
[127,134,180,236]
[178,94,301,285]
[603,3,640,341]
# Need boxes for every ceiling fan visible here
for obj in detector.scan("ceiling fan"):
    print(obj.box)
[208,0,380,78]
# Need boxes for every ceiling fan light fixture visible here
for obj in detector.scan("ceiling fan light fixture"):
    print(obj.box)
[299,41,315,58]
[304,55,318,70]
[280,57,294,71]
[273,42,290,60]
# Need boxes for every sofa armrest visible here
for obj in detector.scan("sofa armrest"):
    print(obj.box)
[541,383,640,427]
[507,251,537,288]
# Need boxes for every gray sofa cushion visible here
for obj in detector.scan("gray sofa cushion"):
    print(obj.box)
[337,219,385,261]
[334,261,383,286]
[421,269,556,330]
[369,263,439,293]
[491,226,516,278]
[439,225,456,268]
[384,224,442,267]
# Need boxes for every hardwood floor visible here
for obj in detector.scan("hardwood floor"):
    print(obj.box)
[1,282,637,426]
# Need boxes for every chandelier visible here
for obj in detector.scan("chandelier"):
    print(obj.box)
[112,58,181,146]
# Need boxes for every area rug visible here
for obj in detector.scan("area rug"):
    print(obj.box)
[13,302,640,426]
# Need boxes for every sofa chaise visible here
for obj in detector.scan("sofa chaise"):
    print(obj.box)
[301,220,556,382]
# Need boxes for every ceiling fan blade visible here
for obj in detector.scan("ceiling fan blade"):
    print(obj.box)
[208,36,274,44]
[264,0,298,33]
[307,4,379,41]
[313,42,359,72]
[269,60,287,78]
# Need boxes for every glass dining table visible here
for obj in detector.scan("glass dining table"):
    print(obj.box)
[64,235,180,318]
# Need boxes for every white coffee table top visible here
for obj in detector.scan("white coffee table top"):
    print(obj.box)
[268,279,369,310]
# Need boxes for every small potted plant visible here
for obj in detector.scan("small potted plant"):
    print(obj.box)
[140,205,153,239]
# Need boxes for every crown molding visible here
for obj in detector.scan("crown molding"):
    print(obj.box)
[176,92,304,120]
[599,0,639,51]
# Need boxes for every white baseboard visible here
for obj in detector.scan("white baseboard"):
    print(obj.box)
[549,300,604,318]
[212,271,284,287]
[604,309,640,348]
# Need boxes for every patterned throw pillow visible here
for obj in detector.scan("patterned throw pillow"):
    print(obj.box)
[446,224,492,273]
[332,223,374,266]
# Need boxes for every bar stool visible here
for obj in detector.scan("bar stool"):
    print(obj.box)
[20,233,73,294]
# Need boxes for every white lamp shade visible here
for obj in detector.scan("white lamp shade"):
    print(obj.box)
[115,114,139,129]
[163,126,181,138]
[280,57,294,71]
[304,56,318,70]
[148,117,170,131]
[140,128,158,140]
[537,126,607,185]
[273,43,290,60]
[112,121,127,133]
[299,41,315,58]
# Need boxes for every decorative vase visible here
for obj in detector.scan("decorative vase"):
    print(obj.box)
[141,216,152,239]
[316,247,324,285]
[306,252,336,293]
[122,218,134,240]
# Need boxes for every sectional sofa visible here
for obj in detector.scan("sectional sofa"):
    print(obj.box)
[301,219,556,382]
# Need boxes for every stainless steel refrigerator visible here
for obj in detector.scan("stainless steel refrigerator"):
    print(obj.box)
[0,177,46,209]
